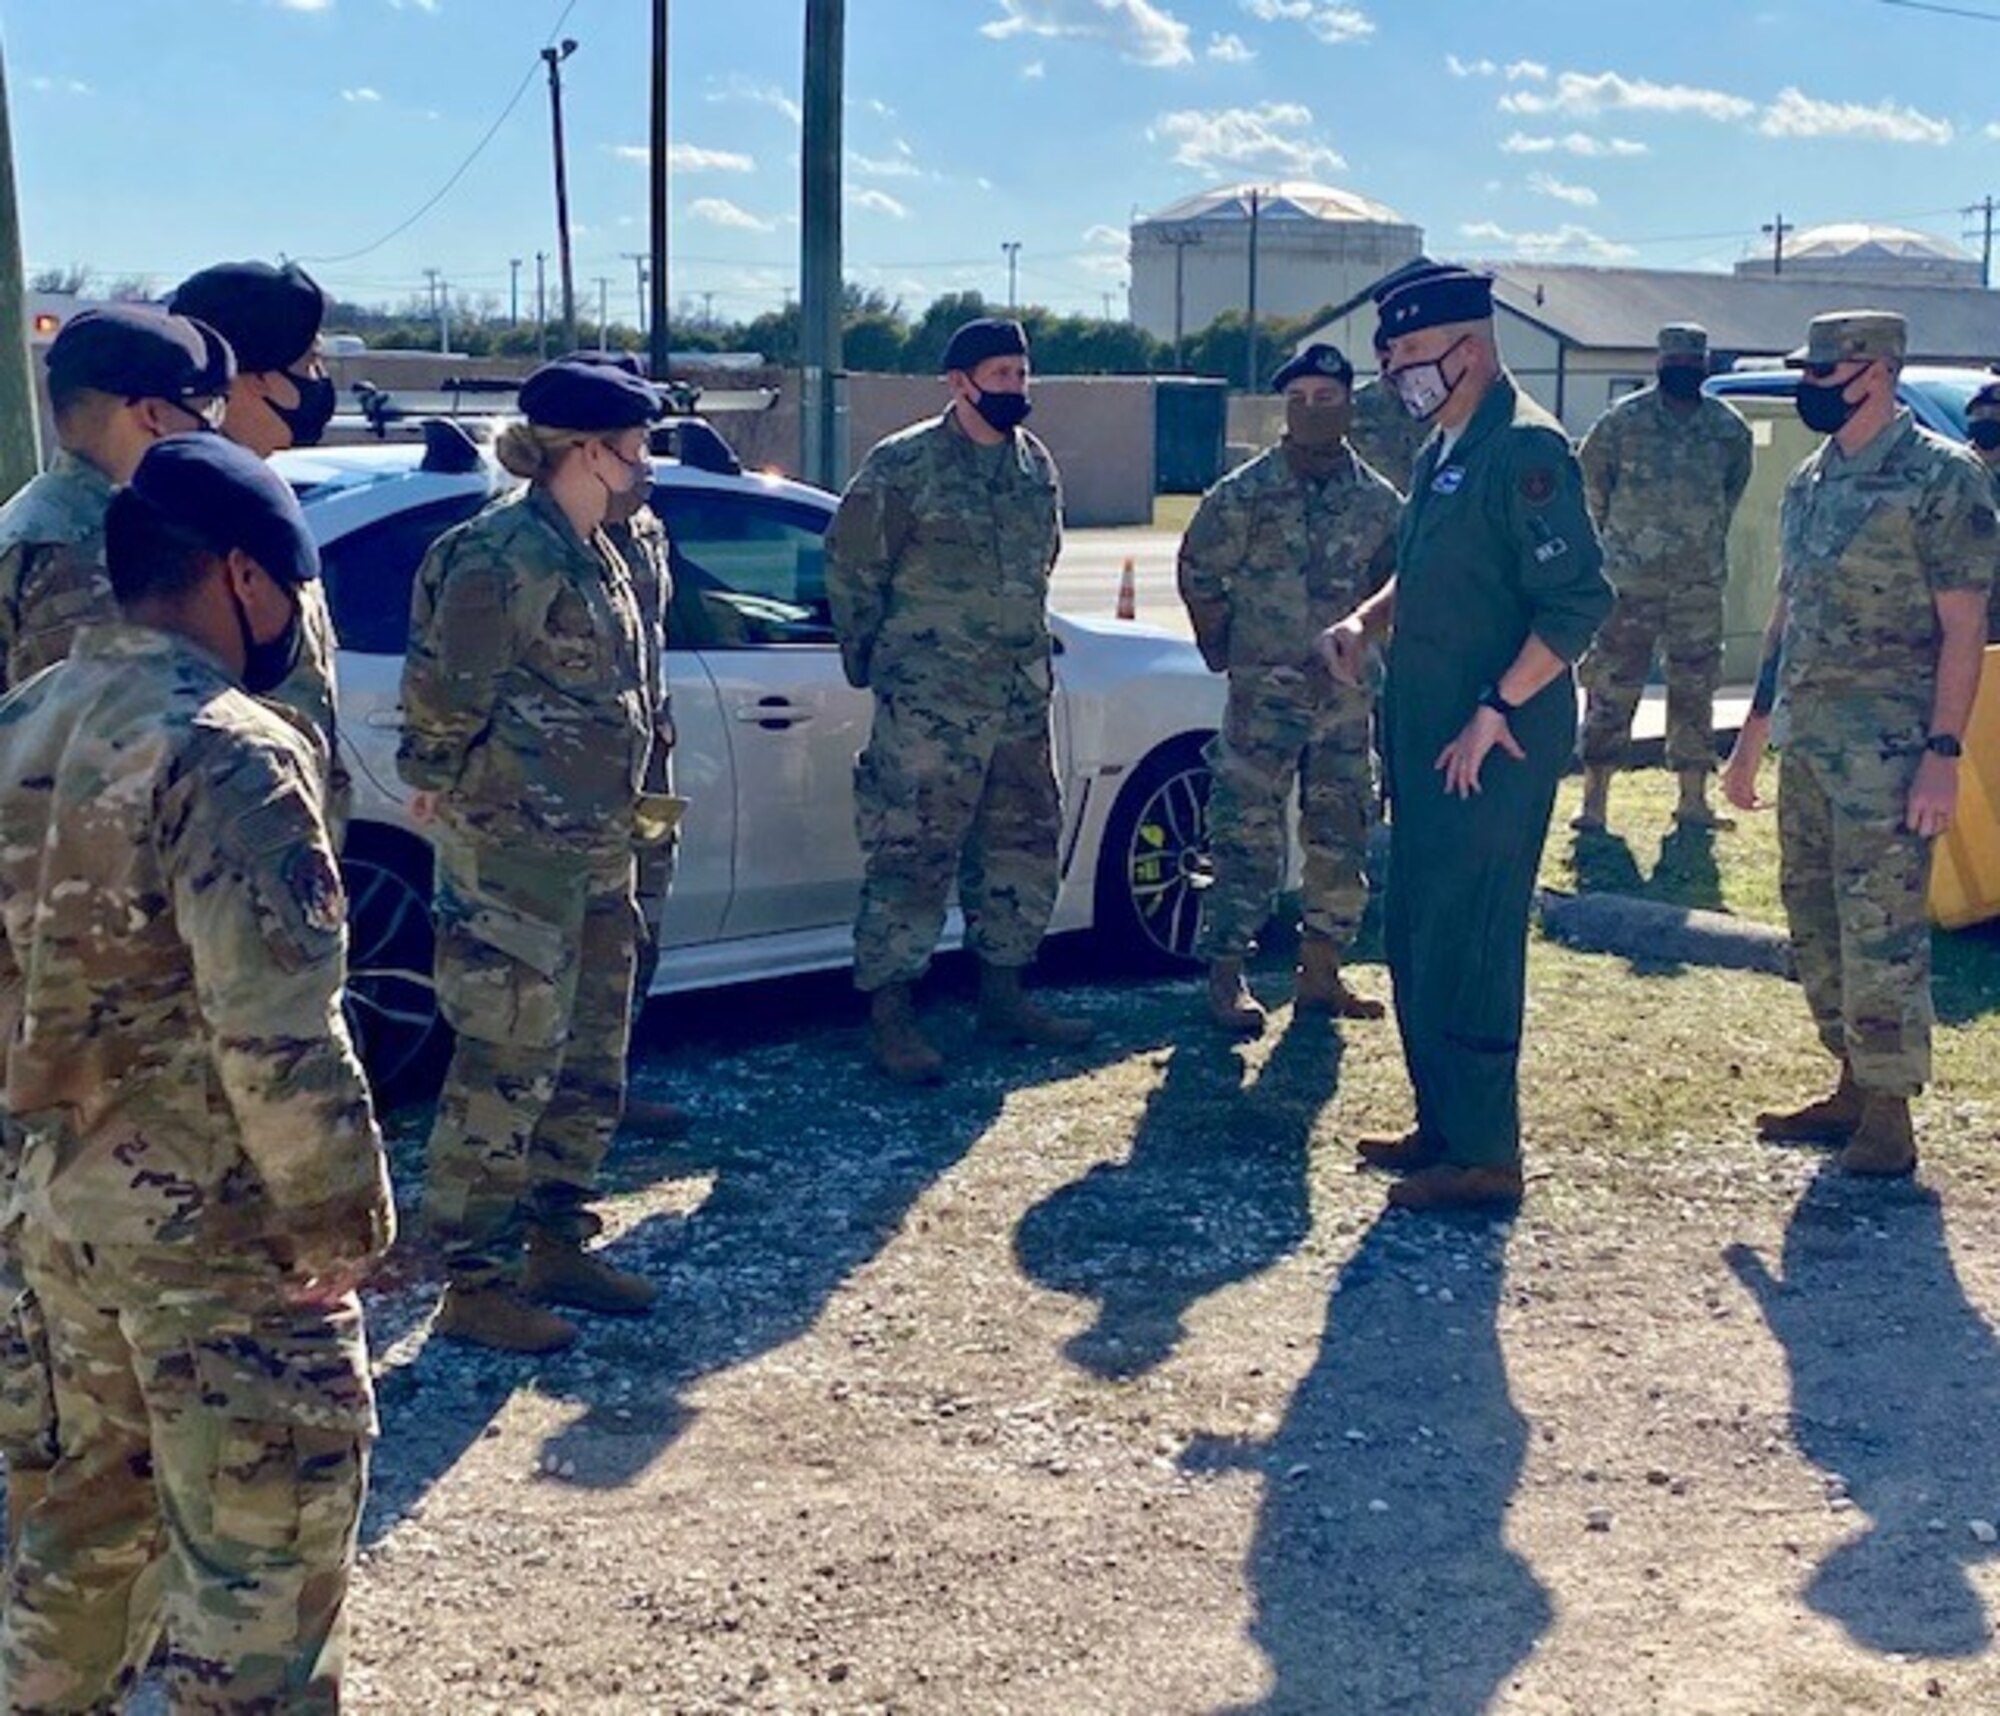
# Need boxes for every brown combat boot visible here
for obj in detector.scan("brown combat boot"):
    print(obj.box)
[1570,764,1612,832]
[1293,935,1385,1020]
[976,962,1096,1048]
[620,1093,691,1140]
[867,983,946,1084]
[1836,1094,1918,1178]
[524,1237,658,1315]
[1387,1162,1525,1211]
[6,1466,48,1559]
[1206,959,1268,1037]
[1756,1061,1864,1143]
[434,1282,579,1354]
[1354,1129,1445,1172]
[1673,767,1735,830]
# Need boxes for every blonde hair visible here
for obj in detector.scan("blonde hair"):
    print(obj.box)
[493,418,595,482]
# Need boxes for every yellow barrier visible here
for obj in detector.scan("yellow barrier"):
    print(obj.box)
[1930,645,2000,930]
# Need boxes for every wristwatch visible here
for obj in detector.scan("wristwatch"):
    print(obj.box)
[1478,685,1519,718]
[1924,733,1964,759]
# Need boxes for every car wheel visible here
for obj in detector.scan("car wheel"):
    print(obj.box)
[1092,736,1214,970]
[340,827,451,1106]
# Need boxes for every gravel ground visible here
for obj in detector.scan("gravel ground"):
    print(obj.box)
[334,917,2000,1716]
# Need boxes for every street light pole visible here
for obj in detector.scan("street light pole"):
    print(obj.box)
[800,0,845,490]
[542,38,580,353]
[1002,239,1022,310]
[508,256,522,327]
[535,251,548,358]
[649,0,671,379]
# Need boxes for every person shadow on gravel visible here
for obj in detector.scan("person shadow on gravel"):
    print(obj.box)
[1185,1212,1548,1714]
[1011,1011,1332,1381]
[1727,1172,2000,1658]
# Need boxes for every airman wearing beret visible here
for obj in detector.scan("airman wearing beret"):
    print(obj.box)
[0,433,393,1710]
[1575,321,1753,831]
[1725,311,1999,1177]
[827,315,1093,1083]
[169,259,350,830]
[400,358,663,1352]
[1321,266,1611,1211]
[1178,342,1400,1032]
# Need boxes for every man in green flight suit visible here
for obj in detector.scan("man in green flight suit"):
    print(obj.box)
[1323,267,1611,1210]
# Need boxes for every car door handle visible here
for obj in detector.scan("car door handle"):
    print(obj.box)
[733,696,812,731]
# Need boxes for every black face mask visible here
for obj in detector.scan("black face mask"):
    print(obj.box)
[1656,366,1704,403]
[1796,377,1863,437]
[970,388,1032,433]
[233,584,303,695]
[268,370,337,447]
[1969,419,2000,453]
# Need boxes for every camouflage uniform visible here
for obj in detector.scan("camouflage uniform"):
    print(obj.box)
[606,506,676,1007]
[1577,385,1752,770]
[828,410,1064,991]
[269,583,352,836]
[0,449,118,691]
[1347,378,1428,497]
[0,623,393,1713]
[1984,461,2000,642]
[400,485,653,1286]
[1177,442,1400,961]
[1776,408,1997,1096]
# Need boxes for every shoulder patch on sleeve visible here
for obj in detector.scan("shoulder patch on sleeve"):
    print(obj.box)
[283,844,346,938]
[1519,466,1557,507]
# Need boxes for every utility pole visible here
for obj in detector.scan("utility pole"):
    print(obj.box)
[534,251,548,358]
[1964,195,1996,290]
[800,0,845,490]
[1762,210,1792,277]
[508,257,522,327]
[595,276,610,351]
[1245,186,1263,391]
[0,41,41,490]
[1002,239,1022,310]
[648,0,671,378]
[1101,290,1115,321]
[423,267,448,354]
[542,37,580,353]
[622,251,649,334]
[1161,225,1202,371]
[701,289,715,328]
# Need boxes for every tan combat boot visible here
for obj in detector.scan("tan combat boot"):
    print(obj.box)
[1354,1129,1445,1172]
[434,1282,579,1354]
[1387,1162,1525,1211]
[977,961,1096,1048]
[867,983,946,1084]
[1206,959,1268,1037]
[1293,935,1386,1020]
[1836,1094,1918,1177]
[1570,764,1612,832]
[524,1237,658,1315]
[1673,767,1735,830]
[1756,1061,1864,1143]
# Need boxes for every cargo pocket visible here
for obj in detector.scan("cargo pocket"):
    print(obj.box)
[210,1421,364,1562]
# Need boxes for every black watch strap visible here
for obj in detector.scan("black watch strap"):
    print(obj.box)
[1925,732,1964,759]
[1479,685,1518,717]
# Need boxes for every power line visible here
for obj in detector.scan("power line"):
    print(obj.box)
[1875,0,2000,19]
[297,0,579,266]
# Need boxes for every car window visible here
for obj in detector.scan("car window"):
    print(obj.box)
[652,487,834,649]
[1908,377,1975,439]
[320,493,492,655]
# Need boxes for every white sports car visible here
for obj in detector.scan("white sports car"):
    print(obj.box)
[282,422,1227,1098]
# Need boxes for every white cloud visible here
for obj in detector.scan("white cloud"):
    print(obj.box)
[1083,223,1127,246]
[1507,59,1549,82]
[1149,101,1344,178]
[1502,130,1648,157]
[1023,60,1047,79]
[657,143,755,172]
[273,0,334,11]
[1448,54,1498,78]
[1461,219,1637,262]
[1240,1,1373,42]
[1208,31,1255,62]
[849,142,921,178]
[28,76,91,95]
[1759,87,1952,145]
[340,86,383,103]
[387,0,441,11]
[848,187,911,219]
[687,197,777,233]
[1501,70,1754,122]
[1527,170,1598,207]
[982,0,1194,68]
[706,76,803,127]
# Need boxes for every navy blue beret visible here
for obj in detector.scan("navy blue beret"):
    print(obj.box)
[564,348,650,378]
[46,305,234,402]
[168,260,327,374]
[123,433,320,587]
[1271,343,1353,393]
[942,317,1028,374]
[1378,267,1494,341]
[518,358,663,430]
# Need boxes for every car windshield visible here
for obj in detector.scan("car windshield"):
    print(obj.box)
[1907,375,1977,438]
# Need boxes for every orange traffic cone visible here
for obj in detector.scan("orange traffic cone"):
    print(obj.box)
[1116,556,1137,621]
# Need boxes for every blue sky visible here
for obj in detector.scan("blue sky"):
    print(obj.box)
[6,0,2000,326]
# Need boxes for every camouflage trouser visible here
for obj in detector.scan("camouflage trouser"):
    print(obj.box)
[1197,668,1375,963]
[1778,746,1934,1096]
[852,695,1060,992]
[0,1284,57,1479]
[1578,566,1725,771]
[3,1231,371,1715]
[425,829,639,1287]
[632,837,674,1022]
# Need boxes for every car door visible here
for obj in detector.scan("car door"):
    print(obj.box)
[656,483,871,940]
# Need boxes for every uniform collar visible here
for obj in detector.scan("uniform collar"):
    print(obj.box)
[1442,370,1517,465]
[1822,406,1915,480]
[523,482,614,563]
[68,620,235,682]
[47,447,116,499]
